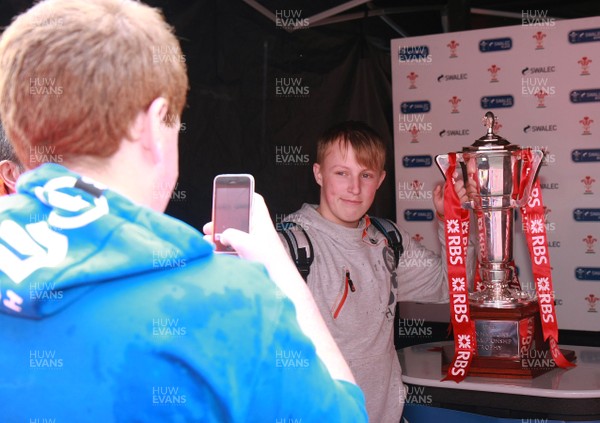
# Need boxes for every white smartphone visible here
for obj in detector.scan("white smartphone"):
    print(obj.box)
[211,174,254,254]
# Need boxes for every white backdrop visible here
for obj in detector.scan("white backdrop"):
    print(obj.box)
[392,16,600,331]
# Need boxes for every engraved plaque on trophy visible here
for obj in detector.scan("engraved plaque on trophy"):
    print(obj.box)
[436,112,574,378]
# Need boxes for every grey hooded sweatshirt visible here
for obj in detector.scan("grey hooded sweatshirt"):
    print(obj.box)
[280,203,451,422]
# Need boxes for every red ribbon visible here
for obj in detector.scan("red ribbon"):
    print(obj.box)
[442,153,477,382]
[520,150,574,369]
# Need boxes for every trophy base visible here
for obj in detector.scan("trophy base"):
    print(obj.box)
[442,301,576,378]
[442,344,577,378]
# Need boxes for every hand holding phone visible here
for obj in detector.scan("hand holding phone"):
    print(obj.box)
[204,192,358,385]
[211,174,254,253]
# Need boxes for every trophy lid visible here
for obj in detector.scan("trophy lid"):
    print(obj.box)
[463,111,519,152]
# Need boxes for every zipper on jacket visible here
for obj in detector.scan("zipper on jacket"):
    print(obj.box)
[347,270,356,292]
[333,267,355,319]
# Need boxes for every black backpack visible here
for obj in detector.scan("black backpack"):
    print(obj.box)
[279,216,404,281]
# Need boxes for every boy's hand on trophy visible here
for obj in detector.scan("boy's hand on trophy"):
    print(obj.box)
[464,172,478,201]
[433,171,471,219]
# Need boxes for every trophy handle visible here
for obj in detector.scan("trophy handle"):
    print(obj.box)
[512,149,544,208]
[435,153,474,210]
[435,154,450,177]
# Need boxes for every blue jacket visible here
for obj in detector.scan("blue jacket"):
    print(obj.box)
[0,164,367,422]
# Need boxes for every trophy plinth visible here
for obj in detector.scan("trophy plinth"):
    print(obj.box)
[437,112,574,378]
[442,301,576,378]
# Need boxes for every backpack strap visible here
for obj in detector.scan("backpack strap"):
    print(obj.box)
[279,216,404,282]
[279,222,314,281]
[369,216,404,269]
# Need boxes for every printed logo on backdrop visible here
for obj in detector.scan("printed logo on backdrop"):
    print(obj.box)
[581,176,596,195]
[572,149,600,162]
[439,128,470,138]
[412,233,424,243]
[585,294,599,312]
[449,96,461,113]
[540,181,559,191]
[521,67,556,108]
[580,116,594,135]
[576,267,600,281]
[488,64,501,82]
[402,155,432,168]
[398,45,432,64]
[408,126,420,143]
[578,56,593,76]
[403,209,434,222]
[493,120,503,133]
[583,235,597,254]
[548,240,561,248]
[398,114,432,143]
[399,102,431,143]
[570,89,600,103]
[407,72,418,89]
[533,31,547,50]
[481,95,514,109]
[522,65,556,75]
[574,208,600,222]
[447,40,459,58]
[568,28,600,44]
[437,73,468,82]
[401,100,431,114]
[534,89,550,108]
[523,124,558,134]
[479,37,512,52]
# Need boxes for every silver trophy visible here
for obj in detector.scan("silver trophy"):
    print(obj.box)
[436,112,544,309]
[436,113,570,374]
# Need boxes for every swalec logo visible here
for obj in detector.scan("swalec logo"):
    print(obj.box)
[481,95,514,109]
[479,37,512,52]
[404,209,434,221]
[568,28,600,44]
[402,155,432,168]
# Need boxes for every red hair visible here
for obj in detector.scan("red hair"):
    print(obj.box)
[0,0,188,166]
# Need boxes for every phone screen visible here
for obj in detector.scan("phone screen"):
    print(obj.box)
[212,175,253,253]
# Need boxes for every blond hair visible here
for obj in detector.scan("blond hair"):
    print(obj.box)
[316,121,386,171]
[0,0,188,166]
